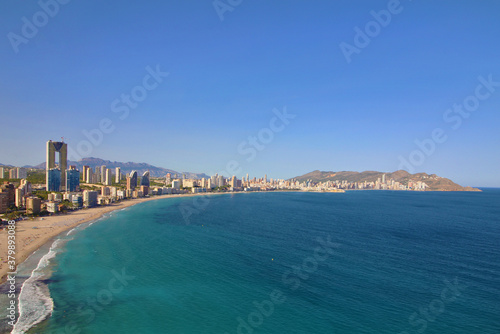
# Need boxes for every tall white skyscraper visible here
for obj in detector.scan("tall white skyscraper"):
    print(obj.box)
[105,169,113,186]
[217,175,224,187]
[100,165,107,184]
[86,168,94,184]
[115,167,121,183]
[82,166,90,183]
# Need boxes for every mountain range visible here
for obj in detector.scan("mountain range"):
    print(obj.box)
[27,158,209,179]
[290,170,481,191]
[0,160,481,191]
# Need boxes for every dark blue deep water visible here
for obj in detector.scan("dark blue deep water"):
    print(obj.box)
[21,190,500,333]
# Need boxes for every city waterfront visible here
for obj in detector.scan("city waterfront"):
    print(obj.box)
[2,190,499,333]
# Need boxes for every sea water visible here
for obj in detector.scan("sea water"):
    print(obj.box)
[10,190,500,333]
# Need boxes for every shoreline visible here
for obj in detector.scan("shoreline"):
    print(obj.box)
[0,192,224,285]
[0,185,477,284]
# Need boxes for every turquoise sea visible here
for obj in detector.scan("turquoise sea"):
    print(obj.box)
[6,190,500,333]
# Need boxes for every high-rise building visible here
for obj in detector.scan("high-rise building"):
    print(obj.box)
[19,179,32,196]
[127,171,138,190]
[101,186,111,196]
[86,168,94,184]
[0,192,8,214]
[26,197,41,214]
[14,179,31,207]
[94,166,101,183]
[115,167,121,183]
[15,188,24,207]
[141,171,150,187]
[82,166,90,183]
[382,174,386,184]
[0,182,15,206]
[0,167,4,179]
[217,175,224,187]
[172,180,181,190]
[66,168,80,192]
[8,167,27,179]
[264,174,267,183]
[230,175,237,188]
[46,140,67,191]
[72,195,83,208]
[47,168,61,192]
[182,179,196,188]
[140,185,149,196]
[46,201,59,213]
[105,169,113,186]
[83,190,98,207]
[17,167,27,179]
[100,165,107,184]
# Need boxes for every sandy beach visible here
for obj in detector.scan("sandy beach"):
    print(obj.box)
[0,193,208,284]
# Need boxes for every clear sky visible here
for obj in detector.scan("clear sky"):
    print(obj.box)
[1,0,499,186]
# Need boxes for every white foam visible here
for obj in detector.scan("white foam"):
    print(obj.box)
[66,227,77,236]
[11,239,61,334]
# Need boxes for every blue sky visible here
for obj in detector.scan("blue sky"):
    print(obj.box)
[1,0,499,186]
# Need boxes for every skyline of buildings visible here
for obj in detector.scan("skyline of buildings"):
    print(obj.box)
[0,152,465,190]
[0,142,444,193]
[0,138,478,216]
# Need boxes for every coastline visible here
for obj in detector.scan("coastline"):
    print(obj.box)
[0,184,473,284]
[0,193,217,285]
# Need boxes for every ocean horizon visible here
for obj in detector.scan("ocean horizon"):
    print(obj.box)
[2,189,500,333]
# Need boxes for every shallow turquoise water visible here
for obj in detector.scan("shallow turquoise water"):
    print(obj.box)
[24,190,500,333]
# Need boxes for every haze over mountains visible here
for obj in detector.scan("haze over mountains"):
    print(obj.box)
[28,157,209,179]
[291,170,480,191]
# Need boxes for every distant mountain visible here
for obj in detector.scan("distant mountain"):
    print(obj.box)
[1,163,36,169]
[290,170,481,191]
[32,157,209,179]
